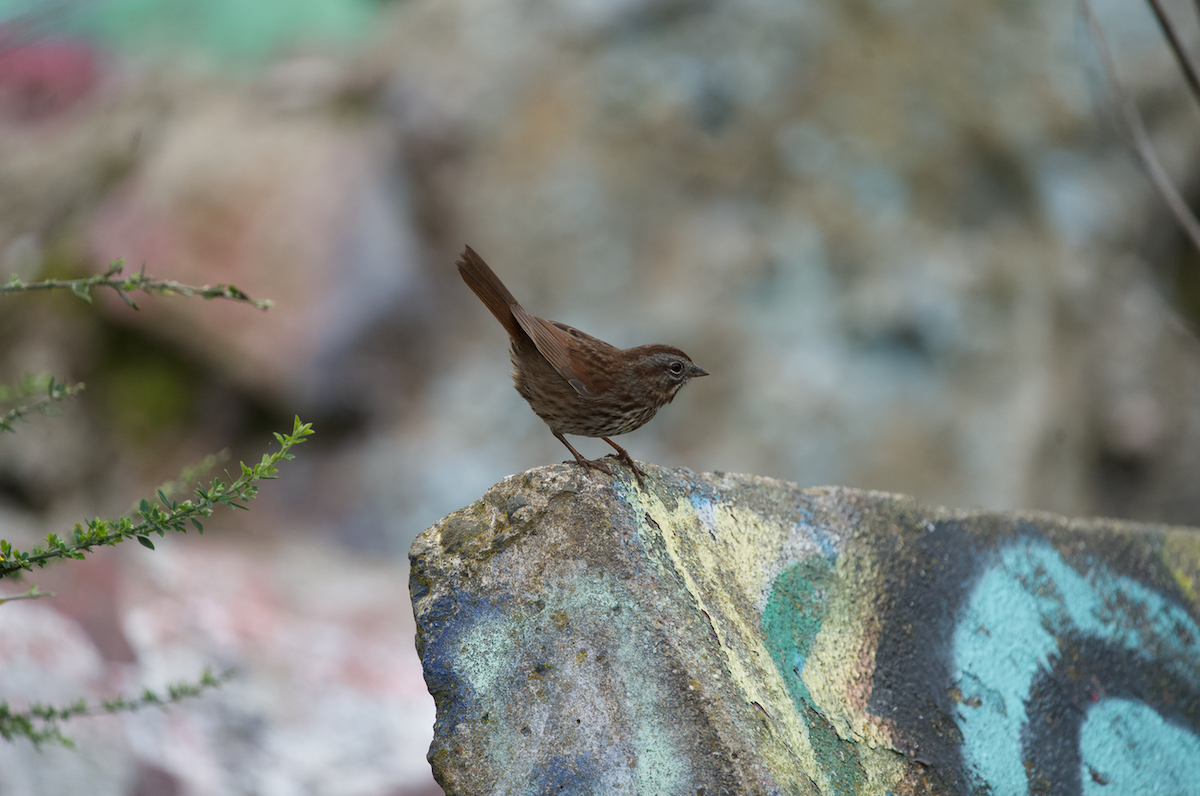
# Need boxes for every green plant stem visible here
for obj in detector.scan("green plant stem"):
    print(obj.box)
[0,417,313,578]
[3,260,272,311]
[0,378,85,433]
[0,668,232,747]
[0,584,53,605]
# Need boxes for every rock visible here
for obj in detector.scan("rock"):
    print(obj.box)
[410,464,1200,794]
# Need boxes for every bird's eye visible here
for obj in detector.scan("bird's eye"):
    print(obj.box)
[669,362,685,375]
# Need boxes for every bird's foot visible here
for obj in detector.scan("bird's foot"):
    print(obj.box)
[553,431,646,489]
[601,439,648,490]
[562,456,617,479]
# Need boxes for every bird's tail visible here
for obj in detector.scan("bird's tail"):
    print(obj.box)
[456,246,525,339]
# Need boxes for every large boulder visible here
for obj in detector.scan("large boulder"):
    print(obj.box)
[410,465,1200,794]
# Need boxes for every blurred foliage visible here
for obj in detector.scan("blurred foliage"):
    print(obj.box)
[0,260,311,748]
[0,374,84,433]
[0,414,314,575]
[96,329,201,443]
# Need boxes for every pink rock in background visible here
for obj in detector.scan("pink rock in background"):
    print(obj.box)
[0,539,439,796]
[0,30,99,121]
[87,97,423,413]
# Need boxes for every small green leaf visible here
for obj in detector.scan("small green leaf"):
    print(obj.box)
[136,536,155,550]
[69,282,92,303]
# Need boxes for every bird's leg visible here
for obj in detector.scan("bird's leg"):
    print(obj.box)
[601,437,648,489]
[553,431,616,478]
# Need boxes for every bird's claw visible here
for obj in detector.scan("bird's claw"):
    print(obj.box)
[564,458,616,478]
[601,453,647,489]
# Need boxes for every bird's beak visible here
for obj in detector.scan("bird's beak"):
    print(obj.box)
[691,365,709,377]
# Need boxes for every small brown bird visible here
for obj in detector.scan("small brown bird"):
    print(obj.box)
[456,246,707,488]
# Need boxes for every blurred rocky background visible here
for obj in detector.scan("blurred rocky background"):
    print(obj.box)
[1,0,1199,792]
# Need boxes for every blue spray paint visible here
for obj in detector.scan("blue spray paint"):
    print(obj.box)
[1080,698,1200,795]
[800,520,836,558]
[690,494,719,540]
[952,538,1200,795]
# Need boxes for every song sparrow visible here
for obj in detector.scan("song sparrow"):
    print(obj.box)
[456,246,707,488]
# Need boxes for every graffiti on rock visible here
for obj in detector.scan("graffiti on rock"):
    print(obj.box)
[953,538,1200,795]
[844,523,1200,795]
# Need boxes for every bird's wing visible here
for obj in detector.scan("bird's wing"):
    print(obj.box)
[510,303,597,397]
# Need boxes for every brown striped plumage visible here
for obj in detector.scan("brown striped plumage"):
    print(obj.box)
[456,245,707,487]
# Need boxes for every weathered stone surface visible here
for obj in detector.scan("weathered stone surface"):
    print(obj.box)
[410,465,1200,794]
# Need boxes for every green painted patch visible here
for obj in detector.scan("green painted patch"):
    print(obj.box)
[764,557,867,793]
[804,703,868,796]
[1,0,378,63]
[762,557,835,707]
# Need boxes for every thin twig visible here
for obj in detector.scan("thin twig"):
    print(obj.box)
[0,379,84,433]
[0,584,54,605]
[1082,0,1200,254]
[1147,0,1200,109]
[0,667,233,747]
[2,260,272,311]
